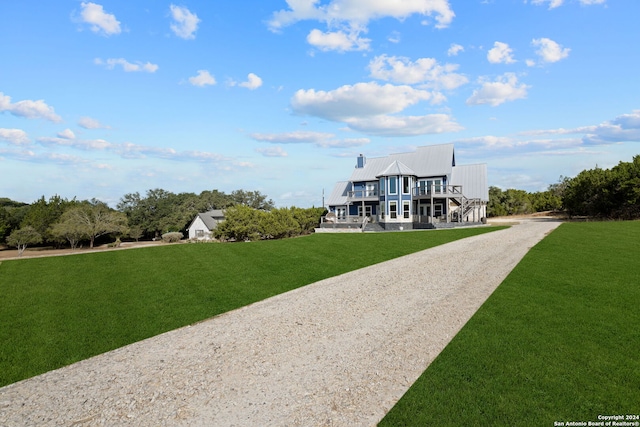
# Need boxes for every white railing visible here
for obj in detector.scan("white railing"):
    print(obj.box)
[348,189,378,199]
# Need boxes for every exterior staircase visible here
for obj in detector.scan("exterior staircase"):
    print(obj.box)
[363,222,385,232]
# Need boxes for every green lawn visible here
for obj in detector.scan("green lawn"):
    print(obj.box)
[380,221,640,426]
[0,227,500,387]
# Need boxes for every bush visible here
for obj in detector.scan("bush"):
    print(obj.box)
[161,232,183,243]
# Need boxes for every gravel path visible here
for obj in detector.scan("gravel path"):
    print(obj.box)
[0,219,561,426]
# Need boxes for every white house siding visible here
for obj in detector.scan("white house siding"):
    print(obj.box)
[187,216,212,240]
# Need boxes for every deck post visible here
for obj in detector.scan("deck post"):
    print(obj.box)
[430,183,434,224]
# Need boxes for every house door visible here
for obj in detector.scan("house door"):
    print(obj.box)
[358,205,372,217]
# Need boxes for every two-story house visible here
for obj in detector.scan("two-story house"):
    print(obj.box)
[324,143,488,231]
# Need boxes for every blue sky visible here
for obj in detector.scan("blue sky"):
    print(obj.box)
[1,0,639,207]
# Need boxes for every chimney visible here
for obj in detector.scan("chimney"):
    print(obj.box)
[356,154,366,168]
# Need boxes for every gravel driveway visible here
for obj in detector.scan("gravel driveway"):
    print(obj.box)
[0,219,561,426]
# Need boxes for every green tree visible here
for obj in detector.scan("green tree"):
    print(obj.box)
[260,208,300,239]
[50,211,89,250]
[231,190,275,211]
[214,205,262,241]
[62,203,129,248]
[291,207,325,234]
[198,189,234,211]
[487,186,507,217]
[20,195,77,244]
[6,226,42,256]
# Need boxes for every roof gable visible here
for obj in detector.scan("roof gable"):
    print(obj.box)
[376,160,416,177]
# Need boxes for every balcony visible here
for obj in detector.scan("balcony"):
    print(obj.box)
[347,189,379,200]
[412,184,463,198]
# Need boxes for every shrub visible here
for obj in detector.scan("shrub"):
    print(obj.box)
[161,232,183,243]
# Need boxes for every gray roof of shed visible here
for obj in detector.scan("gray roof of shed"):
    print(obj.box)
[193,209,225,231]
[349,143,455,182]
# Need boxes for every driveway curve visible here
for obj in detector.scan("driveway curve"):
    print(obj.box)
[0,219,561,426]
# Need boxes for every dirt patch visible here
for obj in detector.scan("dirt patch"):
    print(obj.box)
[0,241,167,261]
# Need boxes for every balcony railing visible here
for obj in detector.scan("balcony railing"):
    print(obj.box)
[348,189,379,199]
[413,184,463,197]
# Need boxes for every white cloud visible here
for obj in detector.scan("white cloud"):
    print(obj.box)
[57,129,76,139]
[582,110,640,145]
[532,38,570,63]
[448,43,464,56]
[38,136,113,150]
[78,116,109,129]
[269,0,455,31]
[368,54,468,90]
[0,128,29,145]
[530,0,605,8]
[345,114,463,136]
[388,31,401,44]
[316,137,370,148]
[95,58,159,73]
[306,28,371,52]
[487,41,516,64]
[239,73,263,90]
[79,2,121,36]
[268,0,454,52]
[466,73,530,106]
[290,81,459,136]
[189,70,216,87]
[250,131,370,148]
[291,82,435,122]
[530,0,564,9]
[0,92,62,122]
[256,147,288,157]
[251,131,335,145]
[169,4,200,40]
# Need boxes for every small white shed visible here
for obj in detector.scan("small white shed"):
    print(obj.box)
[186,210,225,240]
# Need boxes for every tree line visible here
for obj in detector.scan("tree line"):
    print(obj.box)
[488,155,640,219]
[0,188,325,254]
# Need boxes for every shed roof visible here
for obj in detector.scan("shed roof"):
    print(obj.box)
[191,209,225,231]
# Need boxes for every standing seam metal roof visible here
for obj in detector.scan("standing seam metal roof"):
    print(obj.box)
[349,143,455,182]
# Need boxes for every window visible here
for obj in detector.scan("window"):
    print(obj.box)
[403,202,410,219]
[389,176,397,194]
[419,179,443,194]
[196,230,205,237]
[380,203,385,219]
[337,207,346,219]
[366,183,376,197]
[379,178,385,196]
[390,201,397,219]
[434,204,443,217]
[403,176,410,194]
[358,205,372,217]
[434,179,442,193]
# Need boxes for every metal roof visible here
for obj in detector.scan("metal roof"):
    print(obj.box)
[376,160,416,177]
[326,181,350,206]
[451,164,489,201]
[195,209,225,231]
[349,143,455,182]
